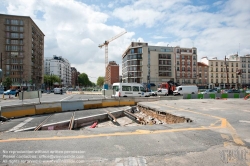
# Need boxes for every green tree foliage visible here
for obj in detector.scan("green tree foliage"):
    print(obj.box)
[3,77,12,89]
[43,75,60,87]
[78,73,91,87]
[96,76,104,87]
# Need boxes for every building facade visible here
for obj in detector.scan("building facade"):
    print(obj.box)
[71,67,78,88]
[197,62,209,89]
[201,55,240,89]
[0,14,45,89]
[240,54,250,88]
[44,55,71,87]
[122,42,175,86]
[106,61,119,86]
[122,42,197,88]
[175,46,198,85]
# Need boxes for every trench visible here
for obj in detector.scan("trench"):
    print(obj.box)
[8,106,192,132]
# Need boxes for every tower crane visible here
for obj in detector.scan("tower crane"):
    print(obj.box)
[98,31,127,83]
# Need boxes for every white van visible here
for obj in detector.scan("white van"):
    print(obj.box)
[173,85,198,95]
[152,89,168,96]
[112,83,150,97]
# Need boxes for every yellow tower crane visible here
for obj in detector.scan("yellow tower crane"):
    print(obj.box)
[98,31,127,83]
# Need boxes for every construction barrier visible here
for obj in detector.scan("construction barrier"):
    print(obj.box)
[61,100,83,111]
[35,102,62,114]
[84,100,103,109]
[1,104,36,118]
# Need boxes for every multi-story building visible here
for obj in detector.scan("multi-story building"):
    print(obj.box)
[106,61,119,86]
[201,54,240,89]
[71,67,78,88]
[197,62,209,89]
[44,55,71,87]
[175,46,198,85]
[0,14,45,89]
[240,54,250,88]
[122,42,197,88]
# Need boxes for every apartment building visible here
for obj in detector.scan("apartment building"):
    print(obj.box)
[71,67,78,88]
[122,42,198,87]
[175,46,198,85]
[44,55,71,87]
[122,42,175,86]
[0,14,44,89]
[201,54,240,89]
[240,54,250,88]
[106,61,119,86]
[197,62,209,89]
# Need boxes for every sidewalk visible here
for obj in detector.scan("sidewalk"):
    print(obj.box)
[0,94,18,101]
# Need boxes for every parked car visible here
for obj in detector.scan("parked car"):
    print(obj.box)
[246,90,250,93]
[54,88,63,94]
[201,89,217,94]
[224,89,240,93]
[3,89,16,95]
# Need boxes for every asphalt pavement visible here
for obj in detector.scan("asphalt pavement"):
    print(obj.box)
[0,93,105,106]
[0,99,249,165]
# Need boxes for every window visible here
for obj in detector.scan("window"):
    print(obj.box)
[11,33,19,38]
[20,20,24,25]
[140,86,145,92]
[11,26,18,31]
[6,19,10,24]
[177,67,180,71]
[176,54,180,59]
[11,20,19,25]
[182,67,185,71]
[133,86,139,91]
[177,61,179,65]
[20,27,23,32]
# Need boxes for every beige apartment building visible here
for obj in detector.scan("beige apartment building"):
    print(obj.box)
[0,14,44,89]
[201,54,240,89]
[122,42,197,88]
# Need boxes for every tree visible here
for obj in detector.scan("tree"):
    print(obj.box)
[3,77,12,90]
[44,75,60,89]
[78,73,91,87]
[97,76,104,87]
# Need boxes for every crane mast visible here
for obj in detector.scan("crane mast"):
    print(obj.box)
[98,31,127,83]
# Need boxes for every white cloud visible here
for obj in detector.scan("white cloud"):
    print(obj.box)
[2,0,250,83]
[3,0,134,82]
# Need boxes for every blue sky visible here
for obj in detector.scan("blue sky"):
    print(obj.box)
[0,0,249,82]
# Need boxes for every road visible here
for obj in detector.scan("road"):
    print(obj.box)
[0,93,105,106]
[0,99,249,165]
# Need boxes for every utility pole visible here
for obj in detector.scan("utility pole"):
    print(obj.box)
[225,56,229,89]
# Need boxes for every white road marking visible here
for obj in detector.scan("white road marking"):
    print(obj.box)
[7,117,33,132]
[60,94,75,101]
[115,157,147,166]
[239,120,250,124]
